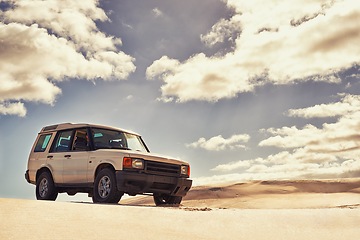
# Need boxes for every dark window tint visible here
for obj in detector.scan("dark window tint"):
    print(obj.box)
[92,128,127,150]
[91,128,147,152]
[34,134,52,152]
[72,129,89,151]
[52,130,73,152]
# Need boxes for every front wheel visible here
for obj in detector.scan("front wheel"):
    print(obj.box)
[153,194,182,206]
[92,168,123,204]
[36,171,58,201]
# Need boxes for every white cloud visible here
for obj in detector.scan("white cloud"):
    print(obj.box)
[146,56,180,80]
[199,157,360,186]
[125,95,134,100]
[200,17,242,47]
[152,8,163,18]
[209,93,360,182]
[0,102,26,117]
[147,0,360,102]
[0,0,136,116]
[187,134,250,151]
[261,94,360,156]
[259,124,323,149]
[265,119,360,161]
[146,53,254,102]
[194,158,360,186]
[287,94,360,118]
[211,159,254,172]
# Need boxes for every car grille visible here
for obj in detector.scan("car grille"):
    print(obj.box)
[145,161,180,177]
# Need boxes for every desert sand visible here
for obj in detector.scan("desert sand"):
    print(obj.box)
[1,179,359,239]
[124,179,360,209]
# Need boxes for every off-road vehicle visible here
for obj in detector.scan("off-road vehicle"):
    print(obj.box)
[25,123,192,205]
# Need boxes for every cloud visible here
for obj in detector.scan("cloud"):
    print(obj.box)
[260,94,360,155]
[259,124,324,149]
[187,134,250,151]
[125,95,134,101]
[195,157,360,186]
[152,8,163,18]
[200,17,242,47]
[209,93,360,182]
[147,53,254,102]
[146,0,360,102]
[0,102,26,117]
[287,94,360,118]
[0,0,136,116]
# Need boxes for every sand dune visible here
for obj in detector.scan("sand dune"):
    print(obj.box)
[1,179,359,239]
[123,179,360,209]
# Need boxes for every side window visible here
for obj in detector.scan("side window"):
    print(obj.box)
[72,129,89,151]
[34,134,52,152]
[52,130,73,152]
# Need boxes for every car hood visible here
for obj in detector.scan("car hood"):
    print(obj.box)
[128,151,188,166]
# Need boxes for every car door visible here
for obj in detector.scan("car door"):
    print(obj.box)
[48,129,73,184]
[49,128,90,184]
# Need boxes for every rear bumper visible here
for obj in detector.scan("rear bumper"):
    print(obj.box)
[25,170,31,184]
[116,171,192,197]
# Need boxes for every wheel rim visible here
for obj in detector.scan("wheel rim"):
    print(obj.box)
[39,178,49,198]
[98,176,111,199]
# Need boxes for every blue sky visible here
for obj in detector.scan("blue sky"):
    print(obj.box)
[0,0,359,200]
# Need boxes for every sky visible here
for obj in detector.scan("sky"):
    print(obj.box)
[0,0,359,200]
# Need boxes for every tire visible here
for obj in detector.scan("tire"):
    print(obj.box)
[112,192,123,204]
[92,168,123,204]
[36,171,58,201]
[153,194,182,206]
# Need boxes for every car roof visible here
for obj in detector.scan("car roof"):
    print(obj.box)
[40,123,140,136]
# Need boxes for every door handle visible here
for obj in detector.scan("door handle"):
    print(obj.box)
[64,155,71,158]
[47,155,53,159]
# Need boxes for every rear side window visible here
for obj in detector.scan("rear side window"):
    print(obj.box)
[34,134,52,152]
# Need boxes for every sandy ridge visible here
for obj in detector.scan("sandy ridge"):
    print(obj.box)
[122,179,360,209]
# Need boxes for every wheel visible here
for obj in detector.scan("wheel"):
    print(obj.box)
[112,192,123,204]
[153,194,182,206]
[36,171,58,201]
[92,168,123,204]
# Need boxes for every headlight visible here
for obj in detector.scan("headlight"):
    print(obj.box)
[123,157,144,170]
[181,165,190,176]
[132,159,144,169]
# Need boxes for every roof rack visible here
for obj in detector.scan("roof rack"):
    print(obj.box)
[41,123,72,132]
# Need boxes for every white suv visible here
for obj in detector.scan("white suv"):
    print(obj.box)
[25,123,192,205]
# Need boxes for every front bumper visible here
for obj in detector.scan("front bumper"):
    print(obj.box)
[116,171,192,197]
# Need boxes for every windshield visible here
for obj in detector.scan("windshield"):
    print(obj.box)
[91,128,148,152]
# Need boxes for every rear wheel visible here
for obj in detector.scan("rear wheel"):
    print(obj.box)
[92,168,123,204]
[153,194,182,206]
[36,171,58,201]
